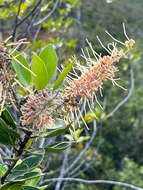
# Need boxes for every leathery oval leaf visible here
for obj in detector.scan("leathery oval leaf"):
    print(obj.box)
[0,118,20,146]
[43,125,70,138]
[44,142,70,152]
[12,50,31,87]
[53,60,73,89]
[23,186,40,190]
[39,45,57,83]
[31,53,48,90]
[1,109,16,130]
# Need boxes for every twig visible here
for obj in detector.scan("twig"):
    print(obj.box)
[1,131,32,184]
[41,177,143,190]
[12,0,23,42]
[55,147,71,190]
[33,0,59,26]
[16,0,42,28]
[69,160,85,177]
[25,0,43,42]
[108,66,134,117]
[72,124,103,178]
[8,80,22,114]
[64,120,97,174]
[32,23,42,43]
[41,121,97,187]
[0,0,17,8]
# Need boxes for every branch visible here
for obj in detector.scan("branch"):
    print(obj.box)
[70,124,103,177]
[0,146,11,158]
[55,147,70,190]
[69,159,85,177]
[12,0,23,42]
[16,0,42,28]
[108,66,134,117]
[64,120,97,174]
[0,151,4,164]
[41,177,143,190]
[33,0,59,26]
[41,122,97,187]
[1,131,32,184]
[0,0,17,8]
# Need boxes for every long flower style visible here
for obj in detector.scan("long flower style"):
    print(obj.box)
[62,32,135,127]
[63,44,125,104]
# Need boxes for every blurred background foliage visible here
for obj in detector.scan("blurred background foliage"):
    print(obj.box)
[0,0,143,189]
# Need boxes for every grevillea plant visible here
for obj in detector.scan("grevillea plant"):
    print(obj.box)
[0,26,134,189]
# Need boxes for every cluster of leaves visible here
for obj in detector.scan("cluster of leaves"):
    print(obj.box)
[0,43,63,189]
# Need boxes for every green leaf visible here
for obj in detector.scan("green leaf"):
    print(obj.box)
[75,129,84,138]
[39,45,58,83]
[64,134,73,141]
[14,172,41,182]
[0,181,24,190]
[46,119,66,129]
[1,109,16,130]
[23,186,40,190]
[12,50,31,87]
[6,155,44,182]
[26,148,45,156]
[44,142,70,152]
[76,136,90,143]
[39,185,48,190]
[24,168,41,187]
[0,118,20,146]
[0,163,7,177]
[8,183,24,190]
[43,125,70,138]
[13,155,43,172]
[31,53,48,90]
[53,60,73,89]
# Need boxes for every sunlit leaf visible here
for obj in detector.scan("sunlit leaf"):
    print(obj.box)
[31,53,48,90]
[0,163,7,177]
[84,112,98,121]
[12,50,31,87]
[75,129,84,138]
[39,185,48,190]
[64,134,73,141]
[23,186,40,190]
[76,136,90,143]
[53,60,73,89]
[39,45,57,83]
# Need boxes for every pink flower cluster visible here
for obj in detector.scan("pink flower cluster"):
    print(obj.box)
[20,90,62,132]
[63,39,135,108]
